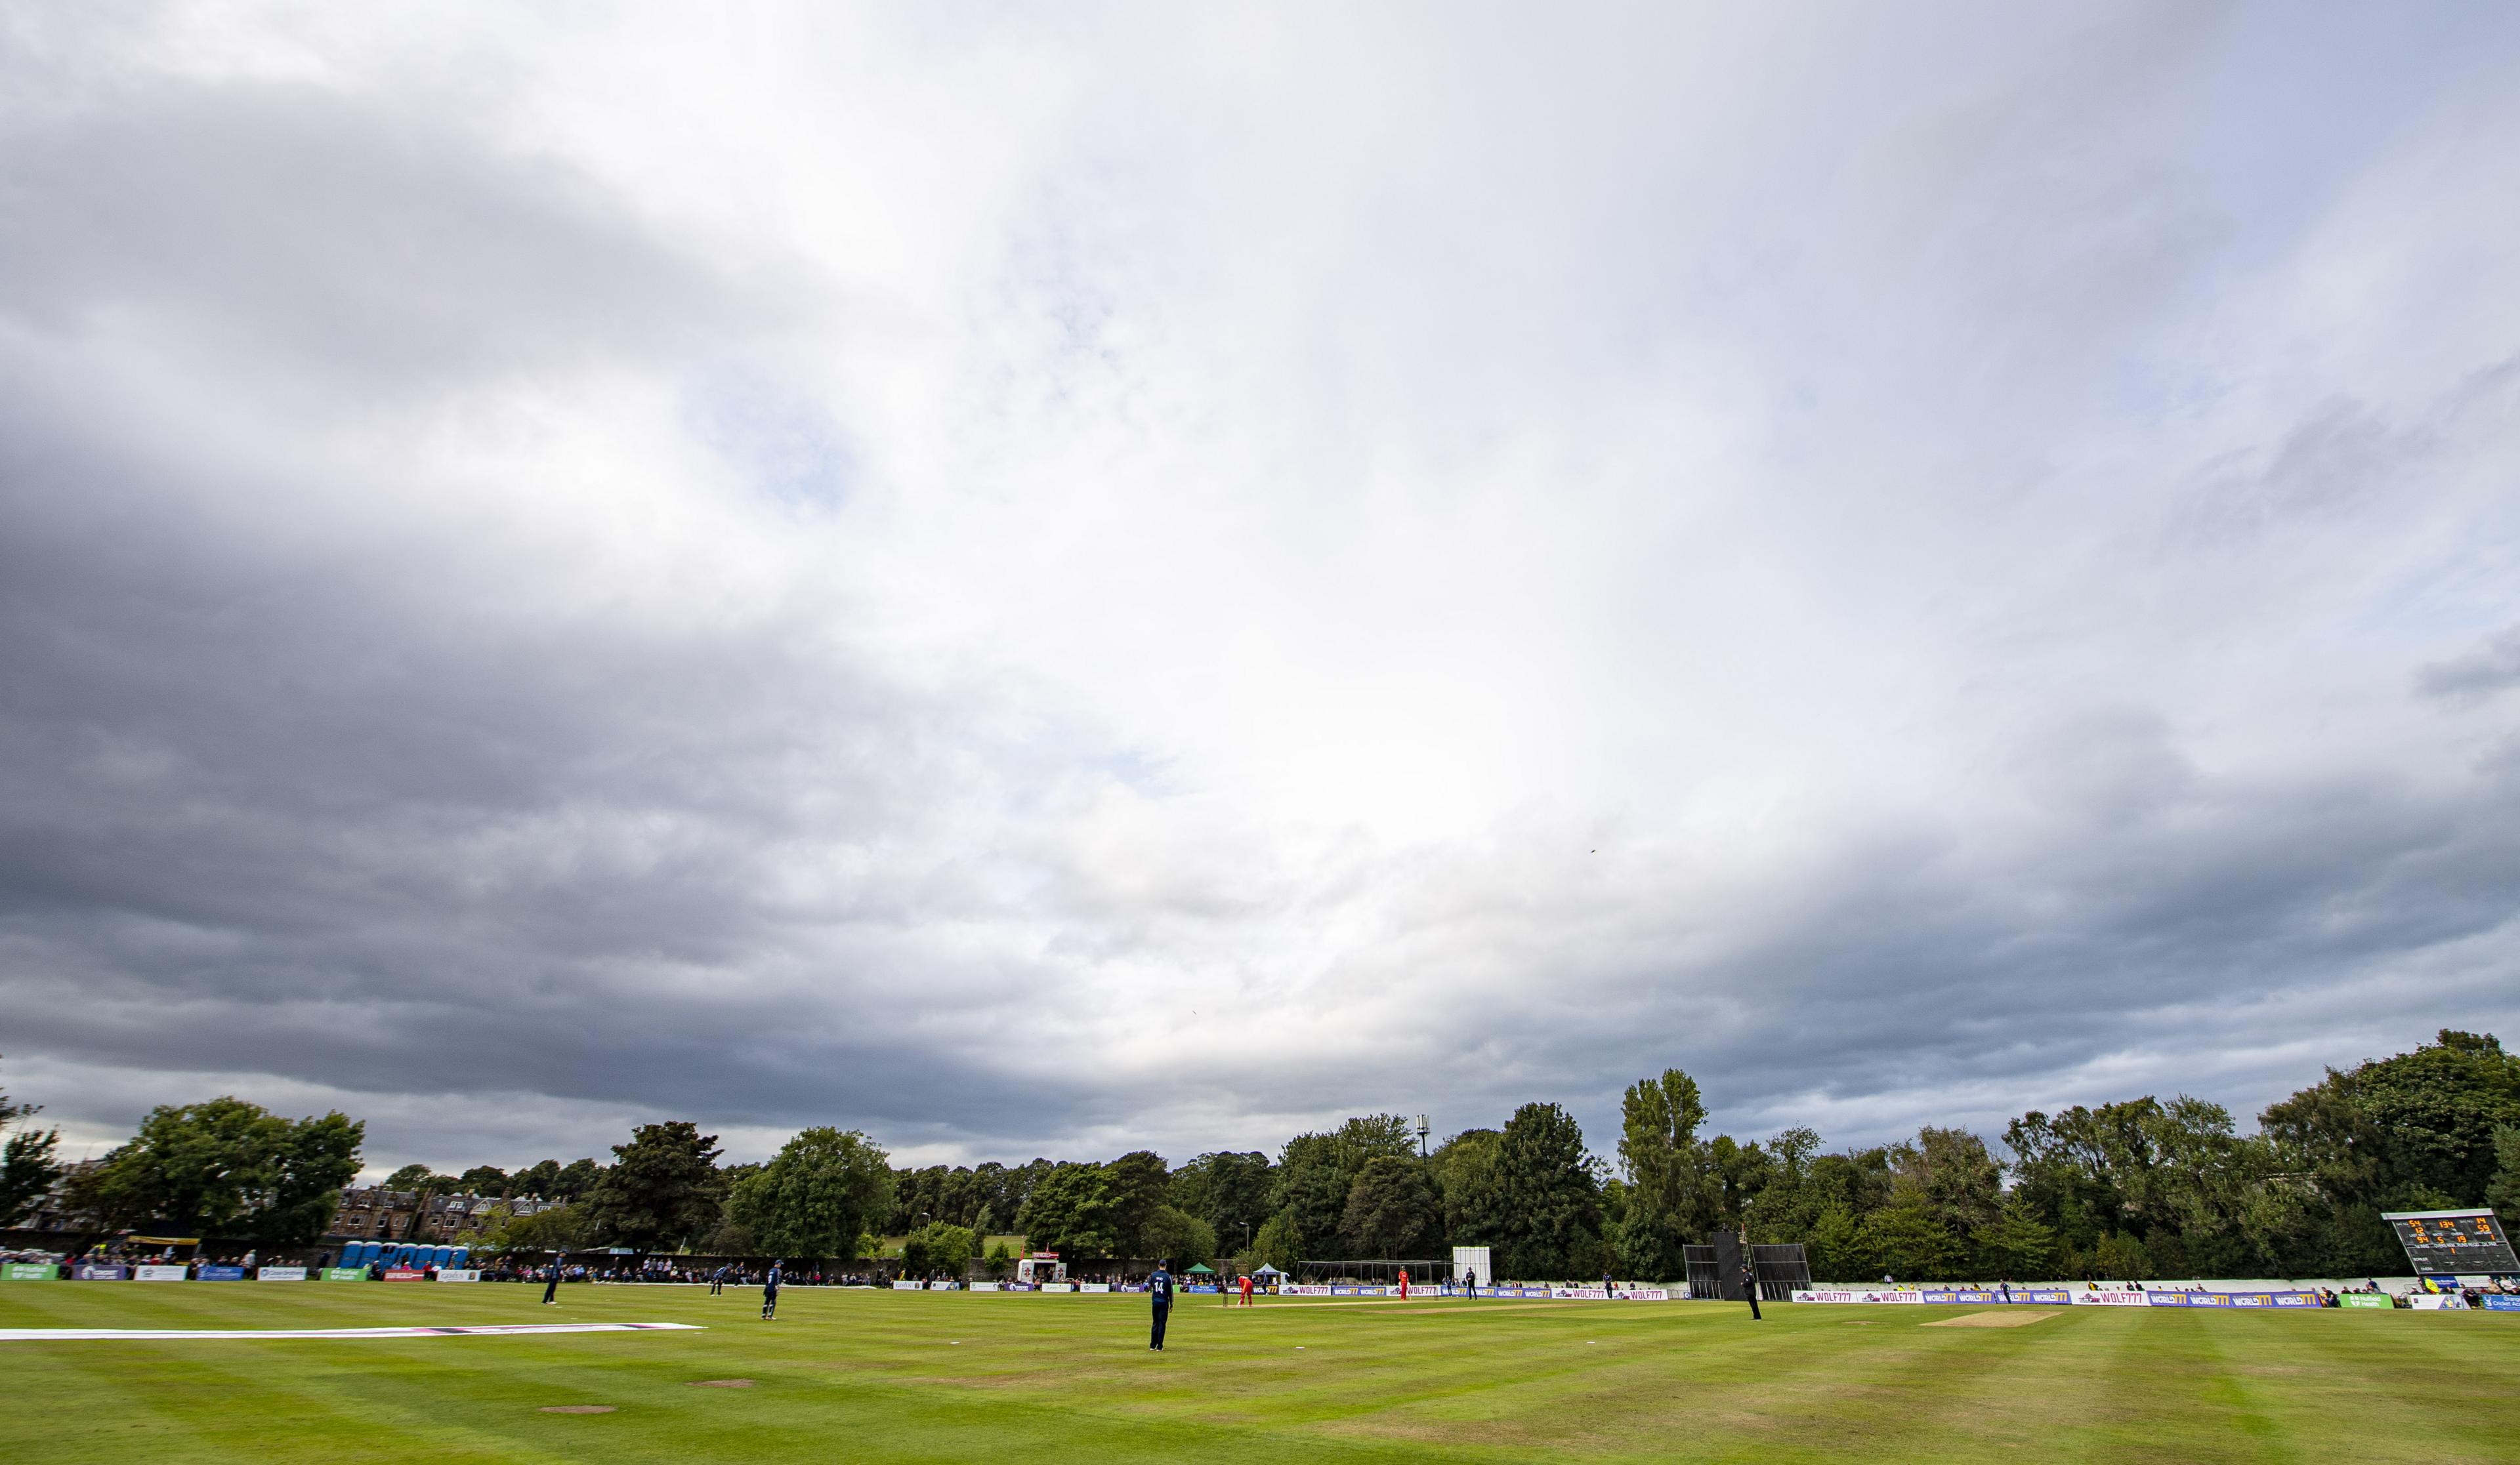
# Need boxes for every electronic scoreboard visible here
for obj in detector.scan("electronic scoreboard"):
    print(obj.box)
[2379,1208,2519,1276]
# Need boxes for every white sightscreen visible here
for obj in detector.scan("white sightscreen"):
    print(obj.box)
[1452,1246,1492,1286]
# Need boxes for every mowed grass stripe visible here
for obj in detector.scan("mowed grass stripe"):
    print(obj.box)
[3,1284,2516,1463]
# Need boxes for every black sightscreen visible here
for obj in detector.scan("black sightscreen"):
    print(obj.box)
[1684,1239,1809,1301]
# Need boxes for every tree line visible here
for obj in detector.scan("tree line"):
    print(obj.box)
[5,1031,2516,1279]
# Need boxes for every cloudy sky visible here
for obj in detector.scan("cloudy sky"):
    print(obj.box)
[4,2,2517,1180]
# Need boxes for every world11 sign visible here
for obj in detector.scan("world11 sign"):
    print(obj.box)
[2380,1209,2519,1276]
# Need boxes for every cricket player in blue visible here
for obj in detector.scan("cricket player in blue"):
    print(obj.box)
[1148,1258,1175,1350]
[762,1261,782,1321]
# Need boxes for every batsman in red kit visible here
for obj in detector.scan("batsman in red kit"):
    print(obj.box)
[1399,1268,1410,1300]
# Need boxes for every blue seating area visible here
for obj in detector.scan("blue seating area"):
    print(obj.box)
[333,1242,469,1270]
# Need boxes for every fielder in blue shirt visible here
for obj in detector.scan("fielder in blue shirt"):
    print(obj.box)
[1148,1259,1175,1350]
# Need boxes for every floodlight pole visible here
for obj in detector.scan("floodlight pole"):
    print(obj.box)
[1414,1115,1430,1157]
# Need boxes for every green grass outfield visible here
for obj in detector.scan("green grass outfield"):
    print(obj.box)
[2,1282,2515,1464]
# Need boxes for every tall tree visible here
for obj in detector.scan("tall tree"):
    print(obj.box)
[1493,1102,1604,1279]
[1710,1134,1774,1232]
[0,1058,62,1229]
[554,1158,605,1201]
[89,1097,361,1239]
[1169,1150,1274,1252]
[2490,1126,2520,1225]
[1139,1205,1218,1266]
[1270,1116,1419,1260]
[1339,1155,1443,1258]
[2261,1029,2520,1272]
[1098,1151,1173,1257]
[1612,1069,1717,1280]
[1432,1127,1509,1254]
[727,1128,894,1260]
[900,1221,978,1276]
[254,1111,364,1246]
[582,1121,724,1250]
[1013,1163,1106,1255]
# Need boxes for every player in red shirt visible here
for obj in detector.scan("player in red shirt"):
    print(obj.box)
[1399,1267,1410,1300]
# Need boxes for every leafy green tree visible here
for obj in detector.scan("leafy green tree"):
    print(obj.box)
[1612,1069,1718,1281]
[483,1202,586,1254]
[1169,1151,1274,1252]
[2262,1030,2520,1272]
[1860,1200,1965,1280]
[1253,1210,1303,1270]
[2006,1105,2137,1257]
[1972,1200,2061,1279]
[581,1122,724,1250]
[1492,1102,1604,1279]
[1894,1127,2002,1233]
[90,1097,363,1240]
[1339,1155,1442,1258]
[1803,1205,1869,1282]
[1013,1163,1106,1255]
[1140,1204,1219,1266]
[1269,1136,1351,1259]
[901,1221,978,1277]
[725,1127,892,1259]
[1272,1117,1419,1260]
[0,1059,61,1228]
[1099,1151,1173,1256]
[1743,1126,1824,1243]
[0,1128,59,1229]
[455,1165,510,1195]
[979,1160,1053,1236]
[553,1158,605,1201]
[1710,1134,1774,1232]
[1431,1128,1507,1253]
[254,1111,364,1245]
[2091,1231,2149,1280]
[383,1163,440,1191]
[700,1218,757,1256]
[2490,1125,2520,1226]
[982,1239,1018,1277]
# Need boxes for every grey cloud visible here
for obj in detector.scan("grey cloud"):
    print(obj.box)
[0,77,749,388]
[2420,626,2520,704]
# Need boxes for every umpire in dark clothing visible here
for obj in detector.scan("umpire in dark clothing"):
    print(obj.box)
[1148,1260,1175,1350]
[541,1260,560,1305]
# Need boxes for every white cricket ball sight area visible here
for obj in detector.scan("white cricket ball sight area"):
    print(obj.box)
[0,1321,704,1341]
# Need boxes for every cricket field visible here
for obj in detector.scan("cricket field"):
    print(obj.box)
[1,1282,2513,1462]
